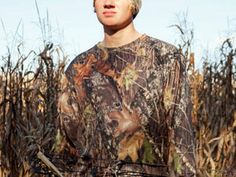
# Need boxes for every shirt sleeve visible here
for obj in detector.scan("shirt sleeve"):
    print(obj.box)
[57,73,82,150]
[163,49,196,176]
[57,62,92,158]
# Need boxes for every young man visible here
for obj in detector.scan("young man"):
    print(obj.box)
[59,0,196,176]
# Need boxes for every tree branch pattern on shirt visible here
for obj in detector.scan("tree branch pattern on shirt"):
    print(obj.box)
[58,34,196,176]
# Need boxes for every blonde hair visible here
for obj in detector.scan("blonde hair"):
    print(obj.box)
[93,0,142,19]
[129,0,142,18]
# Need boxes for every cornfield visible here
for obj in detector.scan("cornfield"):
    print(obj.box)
[0,34,236,177]
[191,39,236,176]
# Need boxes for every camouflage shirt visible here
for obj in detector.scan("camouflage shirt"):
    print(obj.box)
[59,34,196,176]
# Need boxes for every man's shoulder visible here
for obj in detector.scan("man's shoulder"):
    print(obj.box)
[145,35,178,55]
[68,45,97,67]
[145,35,185,68]
[65,45,98,76]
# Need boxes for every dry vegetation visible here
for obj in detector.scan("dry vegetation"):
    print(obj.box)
[191,39,236,177]
[0,27,236,177]
[0,44,67,177]
[175,19,236,176]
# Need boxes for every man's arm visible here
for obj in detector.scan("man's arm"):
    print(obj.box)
[163,50,196,176]
[57,73,85,152]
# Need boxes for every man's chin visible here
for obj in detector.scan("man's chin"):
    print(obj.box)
[103,21,132,32]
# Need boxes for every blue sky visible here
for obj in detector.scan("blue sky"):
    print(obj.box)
[0,0,236,68]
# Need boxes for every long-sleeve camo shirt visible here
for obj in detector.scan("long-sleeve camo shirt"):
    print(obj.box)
[58,34,196,176]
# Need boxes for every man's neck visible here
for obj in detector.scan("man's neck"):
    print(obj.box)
[102,22,142,48]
